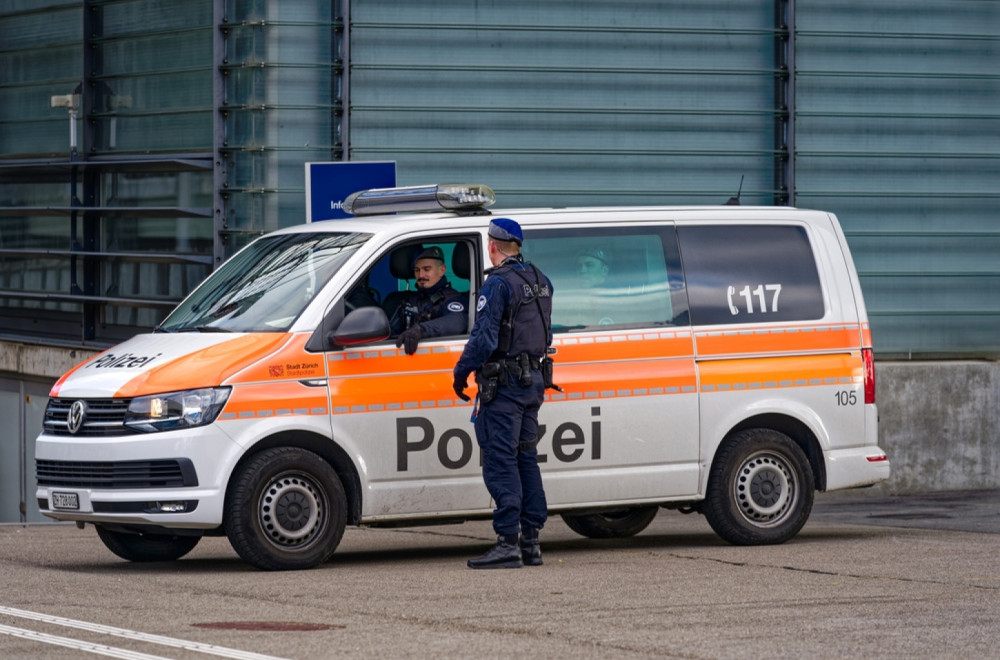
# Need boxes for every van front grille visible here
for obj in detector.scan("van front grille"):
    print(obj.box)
[36,459,198,489]
[43,398,136,436]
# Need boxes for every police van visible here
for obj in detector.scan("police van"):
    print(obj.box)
[35,184,890,570]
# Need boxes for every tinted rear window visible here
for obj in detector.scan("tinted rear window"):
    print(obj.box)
[678,225,824,326]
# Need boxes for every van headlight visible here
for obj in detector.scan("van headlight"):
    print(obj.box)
[124,388,231,433]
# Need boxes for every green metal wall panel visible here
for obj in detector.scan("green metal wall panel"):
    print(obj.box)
[0,0,215,344]
[794,0,1000,355]
[1,0,998,356]
[349,0,779,206]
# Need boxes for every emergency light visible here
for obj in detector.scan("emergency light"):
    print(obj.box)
[343,183,495,216]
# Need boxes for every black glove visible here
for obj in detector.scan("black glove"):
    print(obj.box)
[396,326,422,355]
[453,373,470,401]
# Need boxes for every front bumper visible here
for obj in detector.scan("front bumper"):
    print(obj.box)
[34,425,242,529]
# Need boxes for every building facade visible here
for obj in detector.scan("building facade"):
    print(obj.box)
[1,0,998,521]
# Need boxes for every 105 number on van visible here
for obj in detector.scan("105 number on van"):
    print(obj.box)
[834,390,858,406]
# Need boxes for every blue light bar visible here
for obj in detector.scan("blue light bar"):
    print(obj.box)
[343,183,495,216]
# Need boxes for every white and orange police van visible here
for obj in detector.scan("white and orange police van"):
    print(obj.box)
[36,184,889,570]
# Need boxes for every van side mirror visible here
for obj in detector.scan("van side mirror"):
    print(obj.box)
[330,306,391,348]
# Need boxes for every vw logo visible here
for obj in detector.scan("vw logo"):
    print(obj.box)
[67,400,88,435]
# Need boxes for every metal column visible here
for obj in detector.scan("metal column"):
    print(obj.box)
[212,0,229,268]
[336,0,350,161]
[775,0,796,207]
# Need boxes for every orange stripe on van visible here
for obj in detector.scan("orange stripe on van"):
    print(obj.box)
[547,357,697,402]
[219,381,330,420]
[325,330,695,379]
[695,323,861,357]
[115,334,290,398]
[861,323,873,349]
[323,330,697,414]
[327,356,696,414]
[329,370,467,414]
[551,330,693,362]
[229,333,325,382]
[328,345,464,377]
[699,353,862,393]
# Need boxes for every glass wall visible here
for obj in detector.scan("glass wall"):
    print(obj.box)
[221,0,342,249]
[0,0,216,344]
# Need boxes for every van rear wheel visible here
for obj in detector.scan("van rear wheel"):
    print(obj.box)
[225,447,347,571]
[561,506,659,539]
[95,526,201,562]
[704,428,814,545]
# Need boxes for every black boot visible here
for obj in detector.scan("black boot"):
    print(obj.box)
[467,534,523,569]
[520,527,542,566]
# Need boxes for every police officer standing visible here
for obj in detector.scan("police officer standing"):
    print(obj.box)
[391,246,467,354]
[453,218,554,569]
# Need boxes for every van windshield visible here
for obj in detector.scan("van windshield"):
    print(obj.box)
[158,232,370,333]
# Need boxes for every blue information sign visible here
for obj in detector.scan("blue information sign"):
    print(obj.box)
[305,161,396,221]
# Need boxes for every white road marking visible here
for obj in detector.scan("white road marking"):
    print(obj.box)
[0,623,170,660]
[0,606,291,660]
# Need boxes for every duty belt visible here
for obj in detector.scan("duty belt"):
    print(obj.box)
[504,356,541,372]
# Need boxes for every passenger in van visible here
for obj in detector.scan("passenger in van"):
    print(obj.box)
[390,246,467,354]
[576,247,611,289]
[454,218,553,569]
[574,247,616,325]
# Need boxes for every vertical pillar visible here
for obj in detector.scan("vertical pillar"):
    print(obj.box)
[213,0,229,268]
[774,0,796,206]
[80,0,101,339]
[336,0,350,161]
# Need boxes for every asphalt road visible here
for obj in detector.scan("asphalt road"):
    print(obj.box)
[1,489,997,659]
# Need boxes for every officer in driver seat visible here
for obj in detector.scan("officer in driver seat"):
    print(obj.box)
[390,246,467,354]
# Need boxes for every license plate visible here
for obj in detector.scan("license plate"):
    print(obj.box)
[51,492,80,510]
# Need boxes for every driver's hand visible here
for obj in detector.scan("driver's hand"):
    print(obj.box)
[396,326,422,355]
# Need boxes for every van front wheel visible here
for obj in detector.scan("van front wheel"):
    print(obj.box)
[225,447,347,571]
[703,429,814,545]
[560,506,659,539]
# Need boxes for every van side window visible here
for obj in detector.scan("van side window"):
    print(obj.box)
[522,227,687,331]
[678,225,824,326]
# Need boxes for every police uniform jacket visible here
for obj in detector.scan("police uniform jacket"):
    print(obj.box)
[455,255,553,381]
[390,277,467,338]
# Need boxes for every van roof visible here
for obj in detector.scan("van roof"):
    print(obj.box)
[275,204,823,237]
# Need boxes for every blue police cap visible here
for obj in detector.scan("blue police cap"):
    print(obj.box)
[488,217,523,245]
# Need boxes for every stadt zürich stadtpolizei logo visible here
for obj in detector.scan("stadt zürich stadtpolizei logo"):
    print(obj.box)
[67,400,88,435]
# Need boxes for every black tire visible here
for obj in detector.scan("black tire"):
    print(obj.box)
[95,526,201,562]
[225,447,347,571]
[560,506,659,539]
[703,428,814,545]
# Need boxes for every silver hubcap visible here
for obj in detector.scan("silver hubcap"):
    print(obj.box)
[258,472,326,549]
[733,452,796,527]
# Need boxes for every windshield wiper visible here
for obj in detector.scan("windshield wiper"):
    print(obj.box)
[174,324,233,333]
